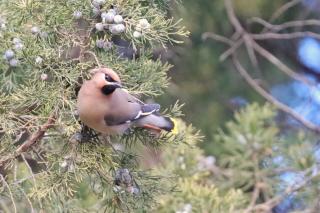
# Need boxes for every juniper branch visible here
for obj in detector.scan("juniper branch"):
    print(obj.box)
[0,113,56,168]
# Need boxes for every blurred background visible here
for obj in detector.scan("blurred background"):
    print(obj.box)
[159,0,320,156]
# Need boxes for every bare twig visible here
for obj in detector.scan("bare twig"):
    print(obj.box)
[250,165,320,212]
[220,38,243,62]
[204,0,320,134]
[83,51,102,67]
[0,175,17,213]
[0,114,56,168]
[244,183,261,213]
[269,0,303,23]
[223,0,320,86]
[232,56,320,133]
[224,0,244,35]
[233,57,320,209]
[202,33,241,61]
[16,114,56,154]
[250,39,315,87]
[19,187,35,213]
[202,32,233,45]
[244,34,261,75]
[0,156,15,171]
[252,31,320,40]
[223,0,317,88]
[223,0,313,86]
[266,167,299,176]
[11,172,45,185]
[250,17,320,32]
[21,154,37,187]
[13,162,17,181]
[205,0,320,211]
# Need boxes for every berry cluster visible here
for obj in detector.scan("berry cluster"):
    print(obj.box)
[76,1,132,51]
[3,49,19,67]
[2,37,25,67]
[70,1,154,54]
[114,168,140,195]
[2,29,47,68]
[73,11,83,20]
[31,26,48,38]
[133,19,151,38]
[96,9,125,35]
[86,0,126,36]
[96,39,113,50]
[12,38,24,51]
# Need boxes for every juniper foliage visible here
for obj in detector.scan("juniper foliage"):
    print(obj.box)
[0,0,190,211]
[2,0,320,212]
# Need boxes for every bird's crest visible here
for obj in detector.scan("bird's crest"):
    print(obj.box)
[90,67,121,83]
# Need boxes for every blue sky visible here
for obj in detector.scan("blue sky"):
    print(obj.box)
[271,36,320,211]
[298,37,320,73]
[271,37,320,125]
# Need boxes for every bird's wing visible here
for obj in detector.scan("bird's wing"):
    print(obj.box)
[104,89,160,126]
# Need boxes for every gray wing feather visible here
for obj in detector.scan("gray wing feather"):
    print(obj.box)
[104,89,160,126]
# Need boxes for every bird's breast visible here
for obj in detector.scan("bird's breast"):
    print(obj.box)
[77,93,129,135]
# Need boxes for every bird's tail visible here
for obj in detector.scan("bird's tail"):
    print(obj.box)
[135,114,178,134]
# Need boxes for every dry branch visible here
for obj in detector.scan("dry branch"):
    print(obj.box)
[251,17,320,32]
[202,0,320,134]
[202,32,233,45]
[0,114,56,168]
[15,114,56,154]
[0,174,17,213]
[269,0,303,23]
[252,31,320,40]
[203,0,320,211]
[250,39,315,87]
[232,56,320,133]
[249,165,320,212]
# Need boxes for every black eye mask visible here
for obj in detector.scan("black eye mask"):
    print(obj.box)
[105,74,116,82]
[101,80,122,95]
[101,85,117,95]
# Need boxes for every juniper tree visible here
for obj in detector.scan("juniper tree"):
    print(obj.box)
[179,0,320,211]
[152,104,320,213]
[3,0,320,212]
[0,0,190,211]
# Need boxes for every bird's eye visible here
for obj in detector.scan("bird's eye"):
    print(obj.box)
[105,74,112,82]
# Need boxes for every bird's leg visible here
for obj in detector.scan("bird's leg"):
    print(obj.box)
[123,128,135,135]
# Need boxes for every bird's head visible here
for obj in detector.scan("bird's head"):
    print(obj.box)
[89,67,122,95]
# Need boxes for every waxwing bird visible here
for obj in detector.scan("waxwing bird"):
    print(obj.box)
[77,67,177,135]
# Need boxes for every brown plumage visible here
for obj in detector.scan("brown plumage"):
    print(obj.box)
[77,67,176,135]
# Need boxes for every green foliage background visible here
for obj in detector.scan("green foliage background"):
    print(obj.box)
[2,0,320,212]
[162,0,298,154]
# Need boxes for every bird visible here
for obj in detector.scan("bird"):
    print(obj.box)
[77,67,177,135]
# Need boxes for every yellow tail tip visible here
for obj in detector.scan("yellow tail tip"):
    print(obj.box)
[170,118,178,135]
